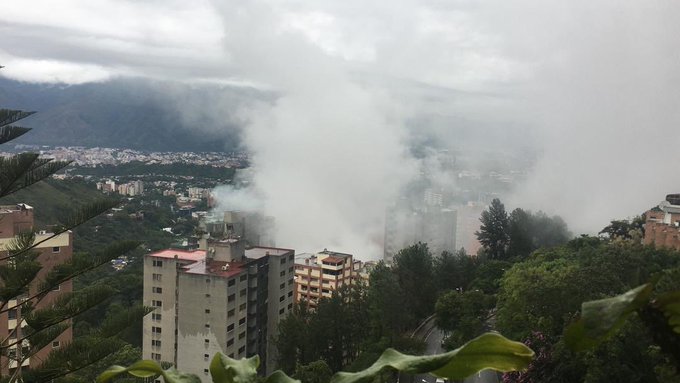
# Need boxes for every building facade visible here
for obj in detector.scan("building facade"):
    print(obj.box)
[0,204,73,375]
[644,194,680,250]
[293,250,355,308]
[142,240,294,377]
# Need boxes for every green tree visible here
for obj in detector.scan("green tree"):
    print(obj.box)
[392,243,436,323]
[0,102,146,382]
[293,360,333,383]
[367,262,408,341]
[476,198,509,260]
[435,290,495,349]
[433,249,477,294]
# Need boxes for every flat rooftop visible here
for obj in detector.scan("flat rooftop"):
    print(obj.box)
[148,249,206,262]
[182,259,245,278]
[246,246,294,259]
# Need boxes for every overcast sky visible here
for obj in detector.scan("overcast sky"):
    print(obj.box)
[2,1,680,255]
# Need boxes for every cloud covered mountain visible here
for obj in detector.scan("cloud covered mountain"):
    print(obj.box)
[0,77,250,152]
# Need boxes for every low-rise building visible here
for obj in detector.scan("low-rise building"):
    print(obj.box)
[293,249,355,308]
[0,204,73,376]
[644,194,680,249]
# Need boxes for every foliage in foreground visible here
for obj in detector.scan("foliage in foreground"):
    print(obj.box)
[98,332,534,383]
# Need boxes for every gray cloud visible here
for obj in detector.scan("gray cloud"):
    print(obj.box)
[2,0,679,251]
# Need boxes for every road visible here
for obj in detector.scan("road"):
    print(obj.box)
[403,320,499,383]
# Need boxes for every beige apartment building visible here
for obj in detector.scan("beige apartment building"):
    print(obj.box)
[293,249,356,308]
[142,238,295,377]
[0,204,73,376]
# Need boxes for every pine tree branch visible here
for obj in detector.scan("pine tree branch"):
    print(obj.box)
[0,109,35,128]
[37,241,140,295]
[0,153,71,197]
[0,126,32,145]
[0,199,121,263]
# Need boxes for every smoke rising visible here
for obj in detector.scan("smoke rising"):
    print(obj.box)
[209,2,418,257]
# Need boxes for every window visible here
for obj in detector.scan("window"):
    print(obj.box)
[152,313,161,321]
[8,309,16,320]
[152,327,162,334]
[280,258,286,264]
[288,303,293,310]
[153,260,163,267]
[238,318,246,326]
[205,293,211,298]
[205,323,210,329]
[205,309,211,314]
[228,353,234,358]
[279,308,285,315]
[228,279,236,287]
[239,303,246,311]
[204,339,210,344]
[204,354,209,361]
[280,270,285,277]
[279,296,285,302]
[153,273,162,281]
[288,279,293,285]
[152,300,162,307]
[152,353,161,361]
[240,288,246,297]
[227,324,234,332]
[152,340,161,347]
[228,309,235,318]
[52,246,60,253]
[52,341,60,348]
[238,346,245,355]
[206,278,211,283]
[288,291,293,297]
[227,338,234,346]
[239,331,246,340]
[204,369,209,375]
[152,287,163,294]
[240,274,248,281]
[280,283,285,289]
[228,294,235,302]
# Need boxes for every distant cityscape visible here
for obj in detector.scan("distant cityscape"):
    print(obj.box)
[3,144,248,168]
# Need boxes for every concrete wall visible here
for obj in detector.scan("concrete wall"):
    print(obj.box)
[177,271,249,378]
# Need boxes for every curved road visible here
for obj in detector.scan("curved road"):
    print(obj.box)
[405,322,499,383]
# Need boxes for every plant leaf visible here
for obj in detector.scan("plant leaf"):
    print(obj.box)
[331,332,533,383]
[210,352,260,383]
[265,370,301,383]
[97,359,201,383]
[655,291,680,334]
[565,283,653,351]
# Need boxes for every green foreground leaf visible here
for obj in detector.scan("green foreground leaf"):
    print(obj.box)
[331,332,534,383]
[97,359,201,383]
[656,291,680,334]
[565,283,653,351]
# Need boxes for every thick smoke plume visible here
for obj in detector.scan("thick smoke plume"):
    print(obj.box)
[210,2,417,258]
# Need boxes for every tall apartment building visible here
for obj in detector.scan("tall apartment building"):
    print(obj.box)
[293,250,355,308]
[0,204,73,375]
[142,239,294,377]
[384,204,457,263]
